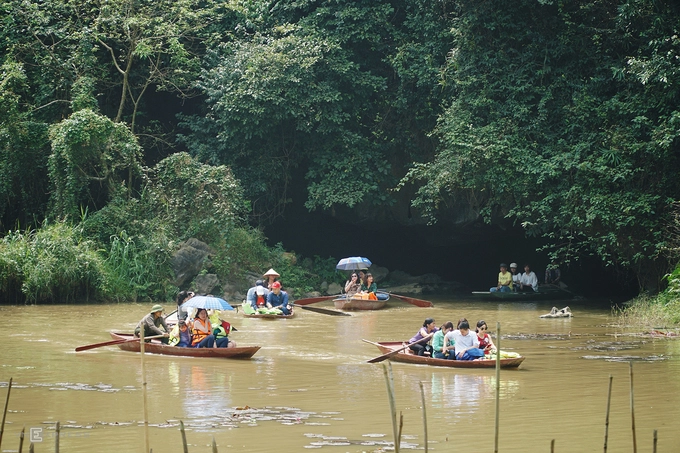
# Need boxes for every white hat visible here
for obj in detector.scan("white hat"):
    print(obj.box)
[256,286,265,296]
[510,263,518,268]
[263,268,280,277]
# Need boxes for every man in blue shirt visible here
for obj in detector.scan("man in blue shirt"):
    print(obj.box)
[266,281,293,315]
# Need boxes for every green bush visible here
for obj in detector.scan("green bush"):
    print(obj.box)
[0,222,106,303]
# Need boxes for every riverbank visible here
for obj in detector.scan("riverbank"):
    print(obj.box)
[618,293,680,329]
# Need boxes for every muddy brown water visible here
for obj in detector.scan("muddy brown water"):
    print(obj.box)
[1,297,679,452]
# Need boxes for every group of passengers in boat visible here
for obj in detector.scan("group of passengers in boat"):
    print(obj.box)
[490,262,539,293]
[408,318,496,361]
[134,300,237,349]
[344,271,378,299]
[244,269,294,315]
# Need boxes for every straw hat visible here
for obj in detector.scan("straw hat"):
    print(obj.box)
[263,268,280,277]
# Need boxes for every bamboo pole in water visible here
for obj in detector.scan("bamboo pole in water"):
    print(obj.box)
[629,362,637,453]
[494,322,501,453]
[29,442,34,453]
[212,436,218,452]
[603,374,613,453]
[419,381,428,453]
[381,362,400,453]
[141,328,150,453]
[0,376,13,449]
[653,429,657,453]
[55,421,60,453]
[550,439,555,453]
[180,420,189,453]
[18,426,24,453]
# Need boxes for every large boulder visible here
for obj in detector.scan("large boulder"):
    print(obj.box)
[327,282,342,295]
[193,274,219,295]
[369,265,389,282]
[172,238,214,287]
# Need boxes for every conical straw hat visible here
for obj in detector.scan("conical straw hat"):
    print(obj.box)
[263,268,280,277]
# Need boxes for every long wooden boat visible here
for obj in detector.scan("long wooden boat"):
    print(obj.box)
[370,341,525,368]
[109,332,260,359]
[471,284,574,301]
[240,302,296,319]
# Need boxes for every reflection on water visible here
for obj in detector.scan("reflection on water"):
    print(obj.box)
[430,373,520,417]
[0,299,679,452]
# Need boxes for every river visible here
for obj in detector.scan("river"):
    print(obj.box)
[1,297,678,452]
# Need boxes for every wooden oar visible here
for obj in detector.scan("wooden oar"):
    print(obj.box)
[294,295,338,306]
[75,334,165,352]
[297,305,351,317]
[385,292,434,308]
[366,333,434,363]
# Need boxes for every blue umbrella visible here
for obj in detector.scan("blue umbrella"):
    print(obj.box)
[182,295,234,311]
[336,256,372,271]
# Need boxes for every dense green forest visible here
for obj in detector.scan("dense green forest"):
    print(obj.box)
[1,0,679,306]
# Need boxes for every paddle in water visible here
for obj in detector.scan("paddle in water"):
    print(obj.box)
[381,292,434,308]
[75,334,165,352]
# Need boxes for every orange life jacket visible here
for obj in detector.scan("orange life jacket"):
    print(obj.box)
[256,294,266,307]
[191,318,212,345]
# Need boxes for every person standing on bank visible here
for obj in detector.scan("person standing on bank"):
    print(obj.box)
[134,304,170,344]
[490,263,513,293]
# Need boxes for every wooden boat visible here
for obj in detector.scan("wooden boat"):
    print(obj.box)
[241,302,295,319]
[369,341,525,368]
[471,284,574,301]
[109,332,260,359]
[333,293,389,310]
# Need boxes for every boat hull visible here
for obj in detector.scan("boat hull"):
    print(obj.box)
[243,311,295,319]
[334,298,387,310]
[471,285,573,301]
[109,332,260,359]
[373,342,525,368]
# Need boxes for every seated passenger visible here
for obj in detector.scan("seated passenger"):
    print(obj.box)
[176,290,195,322]
[169,319,192,347]
[213,317,236,348]
[360,273,378,300]
[519,264,538,292]
[509,263,521,292]
[263,268,280,290]
[490,263,513,293]
[246,280,269,310]
[475,320,496,353]
[191,308,215,348]
[451,320,484,360]
[408,318,437,356]
[344,273,361,297]
[433,321,455,359]
[545,264,561,285]
[266,281,293,315]
[134,304,170,344]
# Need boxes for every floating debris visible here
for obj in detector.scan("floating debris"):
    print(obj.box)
[581,355,667,362]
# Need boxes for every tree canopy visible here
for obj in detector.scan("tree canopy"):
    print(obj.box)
[1,0,679,292]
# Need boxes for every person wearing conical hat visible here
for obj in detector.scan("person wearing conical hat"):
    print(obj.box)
[263,268,280,289]
[134,304,170,344]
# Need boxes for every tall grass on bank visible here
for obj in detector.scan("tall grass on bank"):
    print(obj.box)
[618,293,680,328]
[618,265,680,327]
[0,222,105,303]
